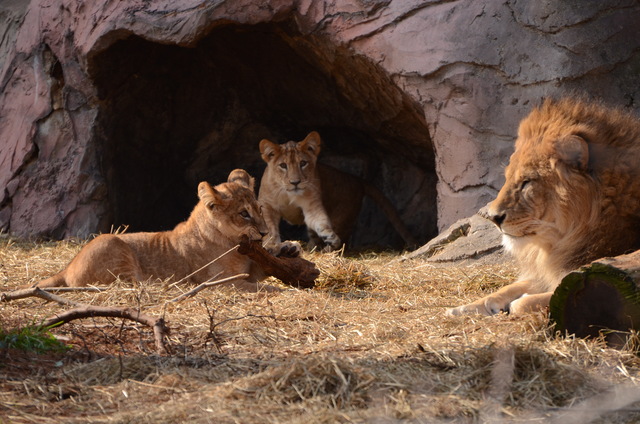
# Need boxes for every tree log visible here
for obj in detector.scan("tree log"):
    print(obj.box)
[238,236,319,289]
[550,250,640,348]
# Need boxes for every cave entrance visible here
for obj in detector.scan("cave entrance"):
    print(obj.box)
[89,22,437,250]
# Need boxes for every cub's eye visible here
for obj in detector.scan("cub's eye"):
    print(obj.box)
[240,210,251,219]
[520,179,531,191]
[279,163,287,170]
[300,160,308,168]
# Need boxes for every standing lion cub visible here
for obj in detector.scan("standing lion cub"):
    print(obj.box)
[35,169,276,292]
[448,98,640,316]
[258,131,417,253]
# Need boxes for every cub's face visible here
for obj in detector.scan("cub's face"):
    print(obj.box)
[198,170,268,243]
[259,131,322,193]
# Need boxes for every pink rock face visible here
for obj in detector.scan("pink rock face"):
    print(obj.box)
[1,0,639,248]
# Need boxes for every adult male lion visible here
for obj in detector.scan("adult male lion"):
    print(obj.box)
[258,131,417,253]
[35,169,278,292]
[447,98,640,316]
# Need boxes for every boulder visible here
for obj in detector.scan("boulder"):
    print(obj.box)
[401,206,510,266]
[1,0,639,250]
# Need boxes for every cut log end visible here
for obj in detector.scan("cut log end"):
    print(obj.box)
[550,254,640,349]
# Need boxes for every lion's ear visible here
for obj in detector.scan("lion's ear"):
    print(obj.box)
[301,131,322,156]
[259,139,279,162]
[228,169,255,191]
[198,181,223,209]
[554,134,589,171]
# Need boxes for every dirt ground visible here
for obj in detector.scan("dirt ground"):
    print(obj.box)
[1,235,640,423]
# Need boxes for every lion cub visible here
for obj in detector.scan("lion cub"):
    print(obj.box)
[35,169,276,292]
[447,98,640,316]
[258,131,417,253]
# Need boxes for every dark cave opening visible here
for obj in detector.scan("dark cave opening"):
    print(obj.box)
[89,22,437,249]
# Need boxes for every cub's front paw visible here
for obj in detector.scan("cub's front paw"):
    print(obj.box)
[277,240,302,258]
[321,233,341,252]
[262,240,281,256]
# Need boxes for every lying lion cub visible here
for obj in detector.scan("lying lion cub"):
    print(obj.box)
[35,169,276,292]
[258,131,417,253]
[448,98,640,316]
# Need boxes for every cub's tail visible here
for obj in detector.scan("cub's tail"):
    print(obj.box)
[363,184,418,248]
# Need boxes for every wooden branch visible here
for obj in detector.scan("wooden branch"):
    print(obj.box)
[167,273,250,303]
[169,245,239,287]
[238,236,319,289]
[550,249,640,348]
[2,287,170,354]
[34,287,106,293]
[41,306,169,355]
[1,287,85,307]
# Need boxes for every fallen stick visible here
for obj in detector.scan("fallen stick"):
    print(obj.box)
[1,287,85,308]
[1,287,170,354]
[167,273,250,303]
[40,306,169,355]
[237,236,319,289]
[168,245,239,288]
[35,287,106,293]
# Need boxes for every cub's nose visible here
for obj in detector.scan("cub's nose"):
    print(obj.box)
[290,180,300,187]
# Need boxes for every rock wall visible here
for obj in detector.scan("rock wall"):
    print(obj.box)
[1,0,639,248]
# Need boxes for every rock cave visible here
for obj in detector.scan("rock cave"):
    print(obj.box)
[6,2,634,250]
[89,22,437,249]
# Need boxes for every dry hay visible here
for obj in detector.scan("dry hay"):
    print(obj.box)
[228,355,372,408]
[2,234,640,423]
[312,251,377,296]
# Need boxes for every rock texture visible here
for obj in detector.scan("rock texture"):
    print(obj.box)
[1,0,640,248]
[401,206,512,266]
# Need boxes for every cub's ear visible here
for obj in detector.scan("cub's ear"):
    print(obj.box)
[553,134,589,170]
[300,131,322,156]
[228,168,255,191]
[198,181,223,209]
[259,139,279,162]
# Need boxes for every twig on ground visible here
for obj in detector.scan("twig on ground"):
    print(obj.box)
[167,273,250,303]
[40,306,169,355]
[168,245,239,288]
[1,287,86,308]
[37,287,106,292]
[1,287,170,354]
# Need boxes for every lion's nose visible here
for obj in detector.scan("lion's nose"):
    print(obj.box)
[290,180,300,187]
[489,213,506,228]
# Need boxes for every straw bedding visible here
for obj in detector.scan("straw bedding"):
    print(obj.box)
[1,234,640,423]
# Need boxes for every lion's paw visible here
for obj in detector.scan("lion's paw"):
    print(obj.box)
[446,303,492,317]
[446,297,509,316]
